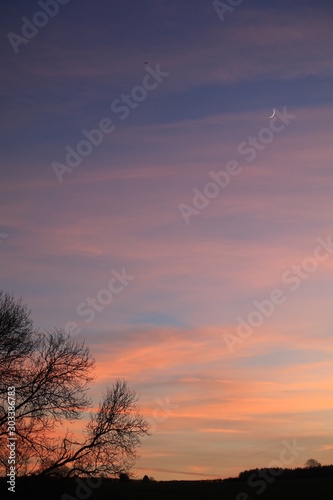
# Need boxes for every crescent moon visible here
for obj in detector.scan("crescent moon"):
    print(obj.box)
[269,109,276,118]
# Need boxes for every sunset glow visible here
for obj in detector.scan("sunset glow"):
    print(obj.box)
[1,0,333,481]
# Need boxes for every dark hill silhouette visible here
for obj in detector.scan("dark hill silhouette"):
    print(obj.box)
[1,464,332,500]
[238,464,333,481]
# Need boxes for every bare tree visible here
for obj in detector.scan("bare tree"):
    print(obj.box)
[0,290,38,474]
[0,291,35,390]
[38,379,150,477]
[0,291,149,477]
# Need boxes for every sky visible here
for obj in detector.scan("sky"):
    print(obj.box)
[1,0,333,481]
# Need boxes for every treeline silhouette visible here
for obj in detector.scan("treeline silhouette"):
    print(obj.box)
[237,464,333,481]
[1,465,333,500]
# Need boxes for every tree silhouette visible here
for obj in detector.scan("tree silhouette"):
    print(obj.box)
[305,458,321,468]
[0,290,149,477]
[0,290,35,387]
[119,472,130,482]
